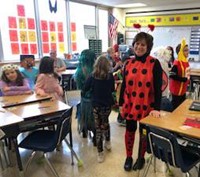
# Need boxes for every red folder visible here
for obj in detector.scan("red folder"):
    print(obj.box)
[183,118,200,129]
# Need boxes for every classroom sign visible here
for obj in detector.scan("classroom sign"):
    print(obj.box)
[126,13,200,27]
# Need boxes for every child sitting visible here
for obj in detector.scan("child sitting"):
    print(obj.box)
[35,56,64,101]
[19,55,39,90]
[0,64,32,96]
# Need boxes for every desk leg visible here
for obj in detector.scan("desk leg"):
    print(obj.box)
[12,138,23,172]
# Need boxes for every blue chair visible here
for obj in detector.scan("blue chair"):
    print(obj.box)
[142,126,200,177]
[18,107,83,177]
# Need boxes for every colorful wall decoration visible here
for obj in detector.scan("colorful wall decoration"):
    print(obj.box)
[126,13,200,27]
[71,22,77,51]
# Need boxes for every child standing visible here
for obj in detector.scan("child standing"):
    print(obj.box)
[84,55,115,163]
[35,56,63,101]
[169,39,190,110]
[19,55,39,90]
[0,64,32,96]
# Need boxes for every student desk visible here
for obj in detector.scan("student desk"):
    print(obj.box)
[1,96,70,174]
[59,69,76,90]
[140,99,200,140]
[0,93,52,108]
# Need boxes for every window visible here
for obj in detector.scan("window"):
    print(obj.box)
[69,2,95,53]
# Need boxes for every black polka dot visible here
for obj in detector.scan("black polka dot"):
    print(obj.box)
[125,70,128,76]
[146,82,151,87]
[150,59,154,63]
[135,105,141,110]
[138,81,142,87]
[137,114,142,119]
[139,92,144,98]
[125,104,128,108]
[132,91,136,97]
[143,105,147,110]
[125,113,128,118]
[128,80,133,86]
[132,68,137,74]
[130,103,133,107]
[129,114,133,119]
[142,69,147,74]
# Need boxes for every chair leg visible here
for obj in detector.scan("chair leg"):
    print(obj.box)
[142,155,153,177]
[25,151,36,173]
[44,153,59,177]
[64,139,83,167]
[153,156,156,172]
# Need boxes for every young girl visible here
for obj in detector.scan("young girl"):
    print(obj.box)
[83,55,115,163]
[0,64,32,96]
[35,56,63,101]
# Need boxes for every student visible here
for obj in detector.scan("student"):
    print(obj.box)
[19,54,39,90]
[83,55,115,163]
[74,49,96,143]
[169,39,190,110]
[35,56,64,101]
[166,46,175,68]
[119,32,162,171]
[0,64,32,96]
[152,47,173,112]
[50,49,66,72]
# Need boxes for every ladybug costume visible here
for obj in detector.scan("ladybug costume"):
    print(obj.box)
[119,33,162,171]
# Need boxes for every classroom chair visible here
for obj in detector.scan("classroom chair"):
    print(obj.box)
[18,107,83,177]
[142,126,200,177]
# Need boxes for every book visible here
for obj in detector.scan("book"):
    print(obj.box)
[189,101,200,111]
[183,117,200,129]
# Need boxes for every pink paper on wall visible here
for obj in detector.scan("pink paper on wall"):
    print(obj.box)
[71,42,77,51]
[9,30,18,41]
[42,43,49,53]
[57,22,63,32]
[71,22,76,32]
[42,32,49,42]
[28,18,35,29]
[21,44,29,54]
[30,44,37,54]
[11,43,20,54]
[41,20,48,31]
[8,17,17,28]
[51,43,57,50]
[49,22,55,31]
[58,33,64,42]
[17,5,25,17]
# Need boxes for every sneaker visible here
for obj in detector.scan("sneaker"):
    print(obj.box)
[97,151,104,163]
[104,141,111,151]
[124,157,133,171]
[132,158,145,171]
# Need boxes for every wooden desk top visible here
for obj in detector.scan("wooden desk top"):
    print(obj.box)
[0,94,52,108]
[190,69,200,77]
[140,100,200,139]
[5,100,71,120]
[0,108,23,127]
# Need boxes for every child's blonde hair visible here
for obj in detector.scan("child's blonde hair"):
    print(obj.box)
[92,55,111,79]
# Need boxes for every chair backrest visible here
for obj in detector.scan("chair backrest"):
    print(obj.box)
[147,126,183,168]
[56,107,73,145]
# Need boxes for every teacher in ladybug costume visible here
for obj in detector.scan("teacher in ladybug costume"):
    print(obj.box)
[119,32,162,171]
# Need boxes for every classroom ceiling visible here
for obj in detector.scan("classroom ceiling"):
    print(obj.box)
[77,0,200,9]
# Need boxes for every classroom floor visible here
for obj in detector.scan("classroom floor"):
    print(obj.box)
[0,92,199,177]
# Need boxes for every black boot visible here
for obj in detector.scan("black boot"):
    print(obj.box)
[132,158,145,171]
[124,157,133,171]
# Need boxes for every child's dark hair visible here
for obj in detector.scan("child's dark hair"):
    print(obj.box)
[167,46,175,63]
[1,69,24,86]
[132,32,154,54]
[39,56,59,79]
[92,55,111,79]
[176,44,188,55]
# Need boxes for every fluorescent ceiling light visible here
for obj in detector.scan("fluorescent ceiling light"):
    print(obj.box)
[115,3,147,8]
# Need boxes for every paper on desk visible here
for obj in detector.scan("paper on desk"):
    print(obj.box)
[183,117,200,129]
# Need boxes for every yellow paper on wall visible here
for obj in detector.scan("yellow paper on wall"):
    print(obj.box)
[20,31,27,42]
[71,32,76,42]
[59,43,65,53]
[19,18,26,29]
[50,32,56,42]
[28,31,36,42]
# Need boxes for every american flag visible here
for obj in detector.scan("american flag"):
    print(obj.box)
[108,14,119,39]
